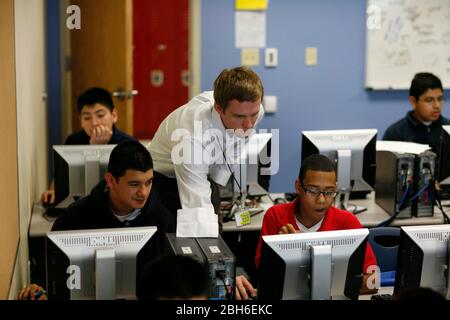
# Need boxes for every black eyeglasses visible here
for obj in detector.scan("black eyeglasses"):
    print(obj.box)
[300,182,338,198]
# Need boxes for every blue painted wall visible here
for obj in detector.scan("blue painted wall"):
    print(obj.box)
[201,0,450,192]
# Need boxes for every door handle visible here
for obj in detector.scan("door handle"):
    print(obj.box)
[112,89,139,101]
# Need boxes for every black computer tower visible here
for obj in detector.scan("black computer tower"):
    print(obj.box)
[375,150,436,218]
[164,234,236,300]
[375,150,415,218]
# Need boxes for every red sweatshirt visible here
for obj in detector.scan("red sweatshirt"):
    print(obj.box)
[255,197,377,273]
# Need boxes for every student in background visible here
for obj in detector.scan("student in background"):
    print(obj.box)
[383,72,449,154]
[41,87,136,205]
[137,255,210,300]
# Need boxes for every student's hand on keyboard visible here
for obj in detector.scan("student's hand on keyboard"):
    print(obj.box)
[235,276,257,300]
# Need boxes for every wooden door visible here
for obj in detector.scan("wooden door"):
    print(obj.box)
[0,0,19,299]
[70,0,133,135]
[132,0,189,139]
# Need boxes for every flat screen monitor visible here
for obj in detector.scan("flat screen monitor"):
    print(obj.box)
[301,129,377,212]
[438,125,450,199]
[221,133,274,199]
[257,229,369,300]
[53,144,116,208]
[394,225,450,299]
[45,226,157,300]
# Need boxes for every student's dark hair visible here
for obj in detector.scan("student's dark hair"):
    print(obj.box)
[107,141,153,179]
[409,72,443,100]
[137,255,210,300]
[76,87,114,114]
[394,287,446,301]
[299,154,336,181]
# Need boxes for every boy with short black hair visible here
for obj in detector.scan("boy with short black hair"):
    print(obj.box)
[137,255,210,300]
[383,72,449,155]
[248,154,378,297]
[41,87,136,205]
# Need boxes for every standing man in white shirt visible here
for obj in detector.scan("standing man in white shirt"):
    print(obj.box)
[149,66,264,237]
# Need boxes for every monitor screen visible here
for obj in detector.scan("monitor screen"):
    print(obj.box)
[45,226,157,300]
[53,144,116,208]
[394,225,450,299]
[221,133,274,199]
[438,125,450,198]
[301,129,377,211]
[257,229,369,300]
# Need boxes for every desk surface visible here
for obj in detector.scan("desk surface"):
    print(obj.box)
[222,192,446,232]
[359,286,394,300]
[29,193,448,237]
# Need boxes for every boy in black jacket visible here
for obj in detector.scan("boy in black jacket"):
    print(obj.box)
[20,141,174,300]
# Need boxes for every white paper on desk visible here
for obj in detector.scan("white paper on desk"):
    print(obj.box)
[235,11,266,48]
[176,207,218,238]
[376,141,431,155]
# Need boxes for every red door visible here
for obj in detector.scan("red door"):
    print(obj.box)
[133,0,189,139]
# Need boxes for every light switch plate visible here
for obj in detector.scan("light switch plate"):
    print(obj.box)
[265,48,278,67]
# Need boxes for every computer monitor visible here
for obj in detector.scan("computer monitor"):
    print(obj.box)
[221,132,274,199]
[393,225,450,299]
[45,226,157,300]
[257,229,369,300]
[301,129,377,212]
[53,144,116,208]
[438,125,450,199]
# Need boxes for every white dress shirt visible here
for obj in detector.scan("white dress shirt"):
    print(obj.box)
[149,91,264,236]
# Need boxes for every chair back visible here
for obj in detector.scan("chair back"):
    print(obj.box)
[368,227,400,272]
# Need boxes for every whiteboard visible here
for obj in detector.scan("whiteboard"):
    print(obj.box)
[365,0,450,89]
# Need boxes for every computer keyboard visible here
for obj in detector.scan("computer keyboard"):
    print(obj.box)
[370,294,393,300]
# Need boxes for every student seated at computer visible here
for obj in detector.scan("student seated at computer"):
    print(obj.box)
[383,72,449,157]
[41,87,136,205]
[137,255,210,300]
[235,154,378,300]
[19,141,175,300]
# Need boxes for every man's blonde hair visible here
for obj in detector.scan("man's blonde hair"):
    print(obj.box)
[213,66,264,111]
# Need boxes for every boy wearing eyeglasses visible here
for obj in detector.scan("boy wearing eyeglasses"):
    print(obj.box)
[383,72,449,155]
[253,154,377,293]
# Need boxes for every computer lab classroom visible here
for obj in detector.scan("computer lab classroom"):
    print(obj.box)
[1,0,450,300]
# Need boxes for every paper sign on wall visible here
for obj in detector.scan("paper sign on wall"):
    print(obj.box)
[235,11,266,48]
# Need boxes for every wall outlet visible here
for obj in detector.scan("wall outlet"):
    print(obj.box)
[241,48,260,66]
[263,95,277,113]
[305,47,318,66]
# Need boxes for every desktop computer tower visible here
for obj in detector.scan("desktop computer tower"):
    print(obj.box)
[375,150,436,218]
[375,151,415,218]
[414,151,435,217]
[164,234,236,300]
[164,233,206,264]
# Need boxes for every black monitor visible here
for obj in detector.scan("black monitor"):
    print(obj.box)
[46,226,157,300]
[438,125,450,199]
[301,129,377,212]
[257,229,369,300]
[394,225,450,299]
[53,145,116,208]
[221,132,274,199]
